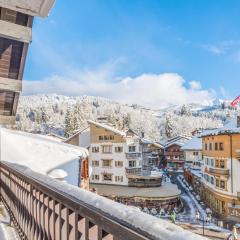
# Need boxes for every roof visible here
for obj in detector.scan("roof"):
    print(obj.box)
[88,120,126,136]
[141,138,164,149]
[181,137,202,151]
[1,128,88,174]
[90,183,181,199]
[165,135,191,148]
[201,118,240,137]
[0,0,55,17]
[64,126,90,143]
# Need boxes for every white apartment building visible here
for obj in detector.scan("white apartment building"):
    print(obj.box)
[181,137,203,170]
[88,120,143,186]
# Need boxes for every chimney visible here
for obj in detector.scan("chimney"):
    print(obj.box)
[237,116,240,128]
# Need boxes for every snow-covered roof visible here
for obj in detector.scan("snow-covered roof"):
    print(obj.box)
[48,169,68,179]
[90,182,180,198]
[141,138,164,148]
[181,137,202,151]
[201,118,240,137]
[165,135,191,148]
[64,126,90,143]
[88,120,126,136]
[1,128,88,175]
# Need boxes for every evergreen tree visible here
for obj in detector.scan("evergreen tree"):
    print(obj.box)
[165,115,174,138]
[64,107,74,137]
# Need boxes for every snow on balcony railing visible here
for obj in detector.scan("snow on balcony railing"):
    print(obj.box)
[0,161,207,240]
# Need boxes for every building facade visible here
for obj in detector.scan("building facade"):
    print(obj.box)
[0,0,54,124]
[201,117,240,221]
[165,136,191,170]
[182,137,203,170]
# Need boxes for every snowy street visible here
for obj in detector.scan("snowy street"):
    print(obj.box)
[172,174,232,239]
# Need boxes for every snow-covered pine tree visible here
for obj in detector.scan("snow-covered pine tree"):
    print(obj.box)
[64,107,74,137]
[165,115,175,139]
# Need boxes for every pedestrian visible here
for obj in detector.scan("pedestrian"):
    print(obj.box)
[232,226,238,240]
[170,211,176,224]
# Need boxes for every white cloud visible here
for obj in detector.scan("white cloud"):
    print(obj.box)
[189,81,202,90]
[23,63,215,109]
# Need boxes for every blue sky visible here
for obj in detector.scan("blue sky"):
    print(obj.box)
[23,0,240,107]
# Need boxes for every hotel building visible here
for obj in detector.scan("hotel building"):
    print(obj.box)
[201,117,240,221]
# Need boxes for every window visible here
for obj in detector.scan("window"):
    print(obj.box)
[210,159,214,167]
[220,160,225,168]
[92,161,99,167]
[104,135,110,141]
[216,179,220,187]
[102,145,112,153]
[99,136,103,140]
[220,180,226,190]
[115,161,123,167]
[209,143,212,151]
[92,175,99,181]
[115,176,123,182]
[215,143,218,151]
[102,173,112,181]
[205,143,208,150]
[102,159,112,167]
[210,177,214,185]
[92,147,99,153]
[219,143,224,151]
[193,152,199,156]
[129,146,136,152]
[110,135,114,140]
[115,146,123,153]
[129,160,136,167]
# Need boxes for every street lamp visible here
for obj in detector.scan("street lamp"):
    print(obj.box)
[195,211,212,236]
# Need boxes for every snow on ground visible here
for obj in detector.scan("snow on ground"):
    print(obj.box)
[6,162,207,240]
[177,176,207,219]
[0,128,88,186]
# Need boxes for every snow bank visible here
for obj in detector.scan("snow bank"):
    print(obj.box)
[0,128,88,186]
[5,162,207,240]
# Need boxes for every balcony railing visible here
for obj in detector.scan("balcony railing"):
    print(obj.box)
[125,153,141,159]
[125,167,142,176]
[0,161,205,240]
[209,167,230,176]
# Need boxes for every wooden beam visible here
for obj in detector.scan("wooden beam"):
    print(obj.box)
[0,115,15,125]
[11,92,19,116]
[0,77,22,92]
[0,20,32,43]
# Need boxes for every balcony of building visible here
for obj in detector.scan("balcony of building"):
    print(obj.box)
[125,152,141,159]
[0,161,206,240]
[208,167,230,177]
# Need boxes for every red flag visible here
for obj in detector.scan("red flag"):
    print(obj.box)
[231,96,240,108]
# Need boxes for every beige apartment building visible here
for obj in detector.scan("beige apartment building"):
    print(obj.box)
[201,117,240,221]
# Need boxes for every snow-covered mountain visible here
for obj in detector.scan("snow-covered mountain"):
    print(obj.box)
[15,94,239,141]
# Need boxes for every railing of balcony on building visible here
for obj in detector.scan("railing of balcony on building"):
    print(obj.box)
[125,167,142,176]
[0,161,158,240]
[208,167,230,176]
[125,153,141,159]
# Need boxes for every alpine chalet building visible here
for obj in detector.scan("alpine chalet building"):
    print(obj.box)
[0,0,55,124]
